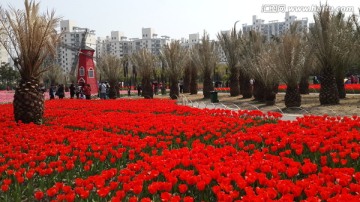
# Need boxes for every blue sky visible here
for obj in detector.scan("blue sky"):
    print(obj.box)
[2,0,359,40]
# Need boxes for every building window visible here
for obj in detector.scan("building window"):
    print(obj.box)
[79,66,85,76]
[88,68,94,78]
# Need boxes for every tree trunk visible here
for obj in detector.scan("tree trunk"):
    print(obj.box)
[336,77,346,99]
[319,67,339,105]
[253,80,265,102]
[299,76,310,94]
[142,77,153,99]
[229,67,240,96]
[203,71,213,99]
[285,85,301,108]
[264,87,276,105]
[115,85,120,98]
[183,65,191,93]
[13,78,44,124]
[240,72,252,99]
[190,64,198,95]
[108,81,118,99]
[170,76,179,99]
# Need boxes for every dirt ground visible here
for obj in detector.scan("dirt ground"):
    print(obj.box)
[172,92,360,117]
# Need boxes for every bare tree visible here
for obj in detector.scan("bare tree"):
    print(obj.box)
[97,54,123,99]
[42,63,63,87]
[191,31,218,98]
[130,49,156,99]
[160,41,188,99]
[0,0,61,124]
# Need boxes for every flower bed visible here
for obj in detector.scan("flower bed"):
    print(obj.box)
[215,84,360,94]
[278,84,360,94]
[0,99,360,201]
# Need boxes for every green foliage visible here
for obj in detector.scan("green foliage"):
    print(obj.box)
[0,63,19,89]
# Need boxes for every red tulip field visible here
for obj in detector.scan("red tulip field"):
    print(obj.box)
[0,99,360,201]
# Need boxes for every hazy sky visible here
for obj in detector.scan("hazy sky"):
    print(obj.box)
[2,0,359,40]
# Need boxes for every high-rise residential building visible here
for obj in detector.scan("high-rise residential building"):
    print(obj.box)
[242,12,308,40]
[217,30,231,64]
[180,33,200,49]
[0,42,9,65]
[96,31,129,59]
[0,29,11,66]
[57,20,97,74]
[96,28,171,59]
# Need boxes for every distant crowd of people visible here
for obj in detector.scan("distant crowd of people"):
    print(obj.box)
[48,83,92,100]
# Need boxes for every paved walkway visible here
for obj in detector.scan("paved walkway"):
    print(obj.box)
[176,93,304,121]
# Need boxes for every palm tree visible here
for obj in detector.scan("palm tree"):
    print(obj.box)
[217,28,241,96]
[308,5,352,105]
[0,0,61,124]
[268,23,309,108]
[189,59,198,95]
[183,61,191,93]
[160,41,188,99]
[299,43,316,95]
[97,54,123,99]
[353,10,360,73]
[241,31,278,105]
[130,49,156,99]
[332,12,357,99]
[191,31,218,98]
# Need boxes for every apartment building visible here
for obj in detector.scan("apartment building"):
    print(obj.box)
[0,31,11,66]
[242,12,308,40]
[0,43,9,65]
[58,20,97,74]
[180,33,200,49]
[96,28,171,59]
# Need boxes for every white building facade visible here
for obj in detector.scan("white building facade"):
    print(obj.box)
[96,28,171,60]
[0,43,9,65]
[242,12,308,41]
[0,32,11,66]
[180,33,200,49]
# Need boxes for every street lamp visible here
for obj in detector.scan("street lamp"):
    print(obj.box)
[234,20,240,33]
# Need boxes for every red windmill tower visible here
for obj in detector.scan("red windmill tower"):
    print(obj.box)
[61,27,98,94]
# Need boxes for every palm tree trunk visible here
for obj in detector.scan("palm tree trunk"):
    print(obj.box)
[253,80,265,102]
[108,81,118,99]
[142,77,153,99]
[264,85,277,106]
[319,67,339,105]
[336,77,346,99]
[183,66,190,93]
[190,65,198,95]
[229,67,240,96]
[170,76,179,99]
[285,85,301,108]
[203,71,213,99]
[13,78,44,124]
[240,72,252,98]
[299,76,310,94]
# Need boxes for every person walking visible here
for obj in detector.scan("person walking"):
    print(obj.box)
[56,84,65,99]
[83,84,91,100]
[49,84,56,99]
[99,82,107,100]
[69,83,76,99]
